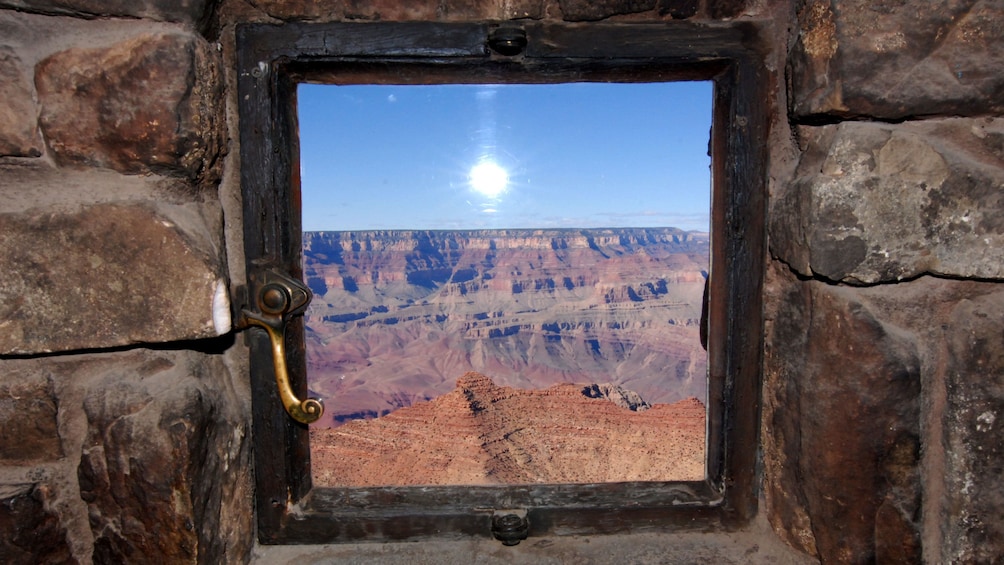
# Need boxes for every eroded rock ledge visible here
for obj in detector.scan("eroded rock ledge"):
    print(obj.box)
[311,372,705,486]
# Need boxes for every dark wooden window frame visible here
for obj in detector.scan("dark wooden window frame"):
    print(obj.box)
[237,20,767,544]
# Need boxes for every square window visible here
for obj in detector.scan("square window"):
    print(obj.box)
[237,21,766,544]
[299,81,712,487]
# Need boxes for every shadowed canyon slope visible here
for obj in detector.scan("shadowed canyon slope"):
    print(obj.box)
[311,372,706,486]
[303,227,709,428]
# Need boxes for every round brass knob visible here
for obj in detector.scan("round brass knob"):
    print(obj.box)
[260,284,290,314]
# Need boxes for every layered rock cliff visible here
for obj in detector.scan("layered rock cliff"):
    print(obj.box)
[311,372,706,486]
[303,227,709,427]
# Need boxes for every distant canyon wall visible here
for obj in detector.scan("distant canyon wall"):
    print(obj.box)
[303,227,710,427]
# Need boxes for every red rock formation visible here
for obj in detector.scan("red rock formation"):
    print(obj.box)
[303,228,710,427]
[311,372,706,486]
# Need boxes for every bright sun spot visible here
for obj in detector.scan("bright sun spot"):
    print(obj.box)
[469,161,509,197]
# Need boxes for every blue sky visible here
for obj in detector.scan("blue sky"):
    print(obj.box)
[298,81,712,232]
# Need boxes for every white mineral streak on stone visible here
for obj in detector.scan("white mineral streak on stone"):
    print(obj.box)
[976,411,996,432]
[212,278,232,335]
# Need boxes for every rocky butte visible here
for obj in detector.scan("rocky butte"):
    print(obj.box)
[302,227,710,428]
[311,372,707,486]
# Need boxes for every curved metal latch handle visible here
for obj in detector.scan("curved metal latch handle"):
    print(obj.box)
[239,270,323,424]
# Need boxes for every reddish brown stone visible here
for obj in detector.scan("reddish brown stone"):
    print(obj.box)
[706,0,745,18]
[874,495,922,563]
[0,203,228,355]
[246,0,343,20]
[77,352,250,564]
[0,483,76,565]
[658,0,698,18]
[0,0,213,27]
[790,0,1004,120]
[0,47,41,158]
[247,0,506,21]
[0,370,61,462]
[560,0,656,21]
[35,32,224,186]
[340,0,493,20]
[942,291,1004,562]
[765,269,1004,563]
[353,0,398,20]
[764,269,921,563]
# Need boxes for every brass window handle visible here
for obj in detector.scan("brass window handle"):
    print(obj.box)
[239,271,323,424]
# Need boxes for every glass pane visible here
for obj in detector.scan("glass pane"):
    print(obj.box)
[299,82,711,486]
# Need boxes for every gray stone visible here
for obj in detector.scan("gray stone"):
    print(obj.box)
[560,0,657,21]
[0,0,213,29]
[0,372,61,462]
[0,202,229,355]
[942,291,1004,562]
[0,161,213,215]
[790,0,1004,120]
[0,483,77,565]
[35,32,224,187]
[772,118,1004,284]
[763,268,922,563]
[77,351,251,564]
[0,47,41,158]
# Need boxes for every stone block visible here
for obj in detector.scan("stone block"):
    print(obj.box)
[246,0,343,20]
[0,47,41,158]
[771,118,1004,284]
[658,0,698,19]
[0,371,61,462]
[706,0,745,19]
[790,0,1004,120]
[77,352,251,563]
[247,0,512,21]
[0,483,76,565]
[763,269,921,562]
[0,0,213,28]
[560,0,656,21]
[0,202,230,355]
[499,0,545,19]
[35,32,224,187]
[941,291,1004,562]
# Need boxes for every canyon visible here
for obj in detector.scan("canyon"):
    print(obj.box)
[302,227,710,429]
[311,372,706,486]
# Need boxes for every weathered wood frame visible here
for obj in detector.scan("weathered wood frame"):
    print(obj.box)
[237,20,768,544]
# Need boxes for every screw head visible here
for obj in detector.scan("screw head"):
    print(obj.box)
[488,27,527,57]
[491,512,529,546]
[260,285,289,314]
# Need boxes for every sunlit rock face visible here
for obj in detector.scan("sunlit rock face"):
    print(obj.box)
[302,227,709,427]
[311,372,706,486]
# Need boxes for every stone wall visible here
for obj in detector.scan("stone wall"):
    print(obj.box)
[0,5,251,564]
[0,0,1000,563]
[768,2,1004,562]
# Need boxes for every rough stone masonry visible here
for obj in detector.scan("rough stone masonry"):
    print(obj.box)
[0,0,1002,563]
